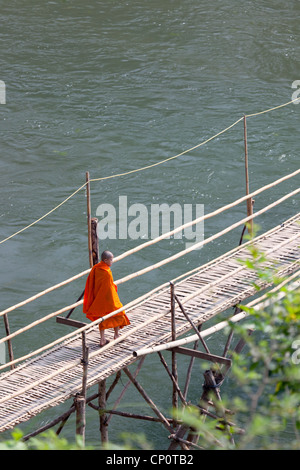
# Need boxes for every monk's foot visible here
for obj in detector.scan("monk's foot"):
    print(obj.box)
[100,339,110,348]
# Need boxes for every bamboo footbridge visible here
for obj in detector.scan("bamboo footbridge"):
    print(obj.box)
[0,97,299,447]
[0,167,299,443]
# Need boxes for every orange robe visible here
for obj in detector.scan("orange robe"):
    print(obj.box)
[83,261,130,331]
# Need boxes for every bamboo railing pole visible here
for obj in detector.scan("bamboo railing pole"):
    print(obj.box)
[244,115,253,235]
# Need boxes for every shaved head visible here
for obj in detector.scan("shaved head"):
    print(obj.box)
[101,250,114,261]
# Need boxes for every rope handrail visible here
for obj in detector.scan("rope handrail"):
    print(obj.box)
[0,168,299,318]
[0,97,299,247]
[0,187,298,352]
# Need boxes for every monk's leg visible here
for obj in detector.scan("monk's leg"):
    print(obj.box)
[114,327,119,340]
[100,329,107,347]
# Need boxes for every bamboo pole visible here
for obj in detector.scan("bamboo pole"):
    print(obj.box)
[23,390,102,441]
[91,217,99,266]
[86,171,93,268]
[174,294,210,354]
[3,314,14,369]
[99,409,178,425]
[98,380,108,444]
[170,282,178,417]
[75,332,89,445]
[81,332,89,399]
[244,115,253,235]
[123,366,174,434]
[75,395,86,441]
[105,357,145,427]
[157,351,187,407]
[183,338,199,400]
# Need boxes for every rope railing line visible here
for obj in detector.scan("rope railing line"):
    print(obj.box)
[244,97,300,118]
[0,97,299,247]
[89,117,244,184]
[1,168,299,319]
[0,117,243,247]
[0,182,88,246]
[2,214,294,371]
[0,190,299,353]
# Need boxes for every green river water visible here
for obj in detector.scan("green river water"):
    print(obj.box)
[0,0,299,449]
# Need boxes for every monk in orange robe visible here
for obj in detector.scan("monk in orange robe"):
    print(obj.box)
[83,250,130,347]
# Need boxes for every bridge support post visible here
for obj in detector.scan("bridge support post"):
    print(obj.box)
[74,331,89,445]
[3,313,15,370]
[75,395,86,443]
[170,282,178,420]
[98,379,108,444]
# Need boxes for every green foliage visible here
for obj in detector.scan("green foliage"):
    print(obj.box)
[176,232,300,450]
[0,430,87,451]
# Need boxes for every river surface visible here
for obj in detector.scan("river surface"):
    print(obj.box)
[0,0,299,449]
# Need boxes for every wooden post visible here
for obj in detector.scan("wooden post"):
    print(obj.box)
[3,314,14,369]
[244,115,253,235]
[170,282,178,418]
[81,332,89,399]
[98,380,108,444]
[86,171,93,268]
[75,395,86,442]
[91,218,99,266]
[74,332,89,445]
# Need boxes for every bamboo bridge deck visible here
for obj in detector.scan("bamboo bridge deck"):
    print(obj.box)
[0,213,299,434]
